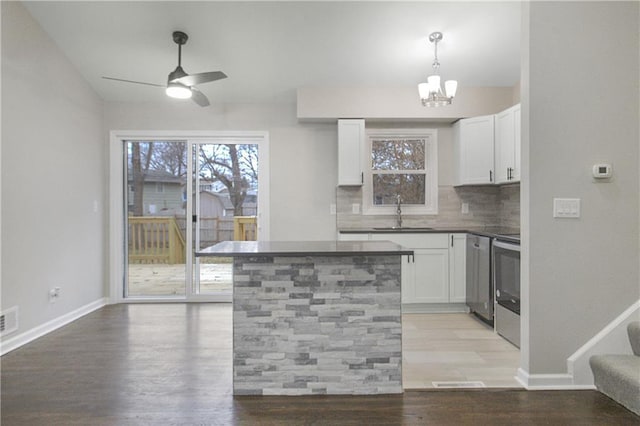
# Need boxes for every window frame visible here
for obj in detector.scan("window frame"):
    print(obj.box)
[362,129,438,216]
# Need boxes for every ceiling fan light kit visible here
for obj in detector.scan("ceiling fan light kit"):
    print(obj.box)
[102,30,227,107]
[166,82,192,99]
[418,31,458,107]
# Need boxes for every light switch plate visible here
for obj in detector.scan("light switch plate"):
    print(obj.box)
[461,203,469,214]
[352,203,360,214]
[553,198,581,218]
[330,204,336,215]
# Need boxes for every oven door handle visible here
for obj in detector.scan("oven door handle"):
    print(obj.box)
[493,240,521,252]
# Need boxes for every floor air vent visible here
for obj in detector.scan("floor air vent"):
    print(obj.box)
[0,307,19,337]
[432,381,486,389]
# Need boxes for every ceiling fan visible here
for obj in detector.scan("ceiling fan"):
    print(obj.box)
[103,31,227,107]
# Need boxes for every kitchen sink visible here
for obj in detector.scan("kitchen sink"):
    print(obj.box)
[372,227,434,231]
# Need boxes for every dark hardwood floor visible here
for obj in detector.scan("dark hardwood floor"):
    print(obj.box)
[2,304,638,425]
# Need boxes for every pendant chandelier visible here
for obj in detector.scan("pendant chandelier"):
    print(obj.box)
[418,32,458,107]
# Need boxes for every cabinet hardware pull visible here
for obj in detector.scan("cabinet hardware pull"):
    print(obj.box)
[361,172,364,184]
[489,170,493,182]
[451,235,454,247]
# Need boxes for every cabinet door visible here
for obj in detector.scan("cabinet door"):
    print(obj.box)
[454,115,495,185]
[495,104,521,184]
[401,255,415,304]
[512,104,521,182]
[338,119,364,186]
[412,249,449,303]
[449,234,467,303]
[494,108,515,184]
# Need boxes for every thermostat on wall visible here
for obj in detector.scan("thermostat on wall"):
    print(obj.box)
[592,164,612,179]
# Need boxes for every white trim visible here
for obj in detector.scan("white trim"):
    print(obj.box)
[568,299,640,367]
[402,303,469,314]
[0,298,108,356]
[566,299,640,386]
[516,300,639,390]
[109,130,270,303]
[515,368,595,390]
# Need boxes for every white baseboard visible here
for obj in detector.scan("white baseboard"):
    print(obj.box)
[515,368,595,390]
[402,303,469,314]
[0,298,108,356]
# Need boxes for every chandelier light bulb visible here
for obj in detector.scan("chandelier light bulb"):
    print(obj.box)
[445,80,458,98]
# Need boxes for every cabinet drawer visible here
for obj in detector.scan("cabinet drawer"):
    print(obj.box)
[370,233,449,249]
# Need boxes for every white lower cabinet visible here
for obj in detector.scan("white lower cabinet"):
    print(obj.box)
[449,233,467,303]
[411,249,450,303]
[340,232,466,309]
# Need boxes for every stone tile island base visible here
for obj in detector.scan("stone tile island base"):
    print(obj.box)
[233,255,402,396]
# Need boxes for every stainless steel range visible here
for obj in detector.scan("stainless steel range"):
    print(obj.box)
[492,235,521,348]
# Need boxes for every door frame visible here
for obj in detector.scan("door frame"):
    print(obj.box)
[109,130,270,304]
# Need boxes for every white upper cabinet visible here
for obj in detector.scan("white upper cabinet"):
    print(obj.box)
[494,104,521,184]
[337,119,365,186]
[453,115,495,185]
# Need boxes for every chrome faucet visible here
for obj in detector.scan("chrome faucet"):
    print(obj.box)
[396,194,403,228]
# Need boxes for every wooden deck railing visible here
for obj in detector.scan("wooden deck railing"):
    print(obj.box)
[128,216,185,264]
[233,216,257,241]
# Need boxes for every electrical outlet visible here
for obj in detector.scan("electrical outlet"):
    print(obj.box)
[330,203,336,215]
[49,287,61,303]
[461,203,469,214]
[352,203,360,214]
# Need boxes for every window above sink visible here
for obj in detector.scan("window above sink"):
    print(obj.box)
[363,129,438,216]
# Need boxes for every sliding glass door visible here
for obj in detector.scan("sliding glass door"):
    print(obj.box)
[193,142,259,297]
[119,135,266,302]
[125,140,188,298]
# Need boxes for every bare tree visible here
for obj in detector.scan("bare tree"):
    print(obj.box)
[130,142,154,216]
[149,142,187,177]
[199,144,258,216]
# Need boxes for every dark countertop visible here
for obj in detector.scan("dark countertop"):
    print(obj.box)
[339,227,521,243]
[196,240,415,257]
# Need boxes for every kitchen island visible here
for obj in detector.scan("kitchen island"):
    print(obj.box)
[196,240,413,396]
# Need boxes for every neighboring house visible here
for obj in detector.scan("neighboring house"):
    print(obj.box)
[127,170,185,215]
[198,189,257,218]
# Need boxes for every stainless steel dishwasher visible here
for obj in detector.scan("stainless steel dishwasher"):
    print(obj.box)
[466,234,493,325]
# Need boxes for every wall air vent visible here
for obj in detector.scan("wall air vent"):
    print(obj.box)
[0,307,19,337]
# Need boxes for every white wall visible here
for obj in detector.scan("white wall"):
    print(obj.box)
[103,102,338,241]
[1,2,106,337]
[523,1,639,375]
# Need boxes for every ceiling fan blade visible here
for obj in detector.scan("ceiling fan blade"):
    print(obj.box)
[102,76,164,88]
[190,88,210,107]
[172,71,227,87]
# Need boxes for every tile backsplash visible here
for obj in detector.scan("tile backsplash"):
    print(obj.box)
[337,184,520,230]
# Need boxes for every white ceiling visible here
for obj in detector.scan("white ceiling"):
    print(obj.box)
[23,1,522,104]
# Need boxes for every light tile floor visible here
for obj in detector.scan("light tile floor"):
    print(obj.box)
[402,312,522,389]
